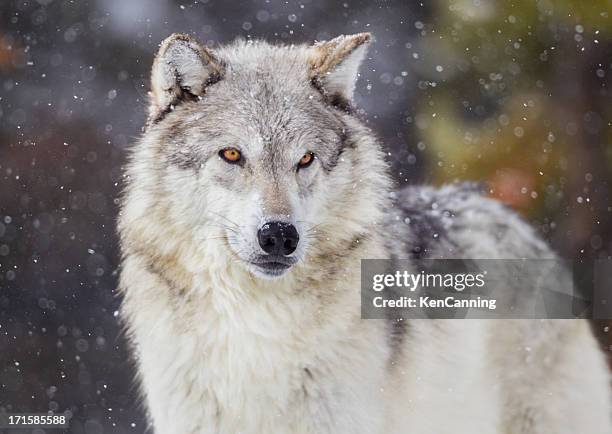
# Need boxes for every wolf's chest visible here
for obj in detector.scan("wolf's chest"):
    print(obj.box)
[138,305,339,433]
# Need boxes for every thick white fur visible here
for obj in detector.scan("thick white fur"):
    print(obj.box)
[119,34,612,434]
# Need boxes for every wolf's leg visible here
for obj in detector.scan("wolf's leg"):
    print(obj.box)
[500,320,611,434]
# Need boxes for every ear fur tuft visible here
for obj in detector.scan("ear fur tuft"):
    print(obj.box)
[309,33,372,102]
[149,33,222,123]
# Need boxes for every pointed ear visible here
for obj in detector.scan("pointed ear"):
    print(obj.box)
[149,33,223,122]
[309,33,371,103]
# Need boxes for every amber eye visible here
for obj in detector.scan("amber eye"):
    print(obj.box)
[298,152,315,169]
[219,148,242,164]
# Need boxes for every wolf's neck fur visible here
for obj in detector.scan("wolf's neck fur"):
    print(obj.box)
[120,212,390,433]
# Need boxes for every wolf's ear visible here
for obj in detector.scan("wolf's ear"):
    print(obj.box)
[309,33,371,103]
[149,33,223,122]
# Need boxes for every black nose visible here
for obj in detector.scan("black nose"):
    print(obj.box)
[257,221,299,256]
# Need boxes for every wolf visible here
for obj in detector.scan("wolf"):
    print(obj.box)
[118,33,611,433]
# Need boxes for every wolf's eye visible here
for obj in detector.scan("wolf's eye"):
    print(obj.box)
[297,152,315,169]
[219,148,242,164]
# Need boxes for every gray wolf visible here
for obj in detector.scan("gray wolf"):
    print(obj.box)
[118,33,612,433]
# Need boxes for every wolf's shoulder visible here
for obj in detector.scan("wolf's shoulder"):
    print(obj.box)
[385,183,553,259]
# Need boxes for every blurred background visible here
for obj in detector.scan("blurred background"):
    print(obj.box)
[0,0,610,432]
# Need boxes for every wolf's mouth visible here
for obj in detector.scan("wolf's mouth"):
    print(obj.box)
[249,255,297,277]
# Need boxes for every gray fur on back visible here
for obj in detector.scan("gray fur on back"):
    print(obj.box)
[386,183,552,261]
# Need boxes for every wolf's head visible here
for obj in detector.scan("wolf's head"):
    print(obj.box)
[121,33,390,283]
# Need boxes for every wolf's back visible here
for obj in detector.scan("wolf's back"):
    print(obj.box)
[387,183,552,261]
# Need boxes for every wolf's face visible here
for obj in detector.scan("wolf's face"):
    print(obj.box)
[135,33,384,279]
